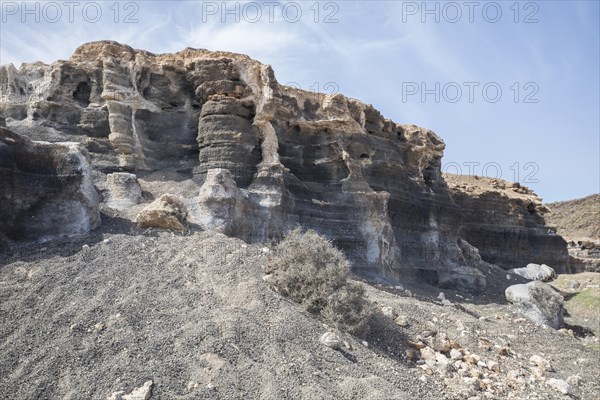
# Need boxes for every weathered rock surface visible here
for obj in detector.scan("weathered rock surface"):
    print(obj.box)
[505,281,564,329]
[445,174,569,272]
[0,41,485,290]
[108,380,153,400]
[136,194,187,231]
[104,172,142,210]
[319,332,342,350]
[509,263,556,282]
[545,194,600,272]
[566,238,600,273]
[0,126,100,242]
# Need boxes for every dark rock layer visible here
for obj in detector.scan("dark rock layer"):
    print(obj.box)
[0,41,568,289]
[0,127,100,242]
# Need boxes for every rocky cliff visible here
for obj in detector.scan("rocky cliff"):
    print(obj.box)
[545,194,600,272]
[0,126,100,242]
[445,174,570,273]
[0,41,569,291]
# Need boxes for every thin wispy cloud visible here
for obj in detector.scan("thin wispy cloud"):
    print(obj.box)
[0,0,597,201]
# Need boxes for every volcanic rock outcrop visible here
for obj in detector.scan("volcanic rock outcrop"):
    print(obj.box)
[545,194,600,272]
[445,174,570,273]
[0,126,100,242]
[0,41,567,291]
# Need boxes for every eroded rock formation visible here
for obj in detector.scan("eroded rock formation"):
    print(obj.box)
[0,41,567,291]
[0,127,100,242]
[445,175,569,273]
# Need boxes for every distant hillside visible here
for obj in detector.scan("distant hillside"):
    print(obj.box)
[546,194,600,239]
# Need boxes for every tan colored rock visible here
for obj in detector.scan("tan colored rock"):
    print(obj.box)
[464,353,481,365]
[136,194,188,231]
[394,315,409,327]
[428,332,452,353]
[381,306,396,318]
[529,354,553,371]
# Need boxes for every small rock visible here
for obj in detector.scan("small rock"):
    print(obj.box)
[93,323,105,332]
[381,306,396,318]
[495,346,509,356]
[394,315,409,327]
[464,354,481,365]
[437,292,446,301]
[462,377,481,392]
[566,375,581,386]
[546,378,573,395]
[529,355,553,371]
[320,332,342,350]
[565,280,580,290]
[508,263,555,282]
[122,380,153,400]
[429,332,452,352]
[486,360,499,372]
[435,352,450,365]
[507,370,523,381]
[406,340,426,350]
[450,348,462,360]
[419,346,436,361]
[422,329,437,338]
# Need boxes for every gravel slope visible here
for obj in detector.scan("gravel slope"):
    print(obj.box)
[1,227,599,399]
[0,230,437,400]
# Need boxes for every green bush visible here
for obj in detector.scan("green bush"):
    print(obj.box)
[264,228,372,334]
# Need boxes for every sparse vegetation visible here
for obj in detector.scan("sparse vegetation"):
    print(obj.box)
[546,194,600,239]
[264,228,372,334]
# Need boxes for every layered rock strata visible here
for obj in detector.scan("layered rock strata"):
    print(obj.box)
[0,126,100,242]
[3,41,567,290]
[445,174,569,273]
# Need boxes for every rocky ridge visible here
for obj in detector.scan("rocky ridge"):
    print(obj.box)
[545,194,600,273]
[0,40,492,290]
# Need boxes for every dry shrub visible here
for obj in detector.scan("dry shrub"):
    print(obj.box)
[264,228,372,334]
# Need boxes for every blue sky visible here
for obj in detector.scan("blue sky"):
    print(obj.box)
[1,0,598,202]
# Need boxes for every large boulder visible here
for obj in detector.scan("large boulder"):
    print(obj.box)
[136,194,188,231]
[509,263,556,282]
[0,127,100,242]
[195,168,253,238]
[505,281,564,329]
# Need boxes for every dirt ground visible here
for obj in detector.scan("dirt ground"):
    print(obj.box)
[1,221,599,399]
